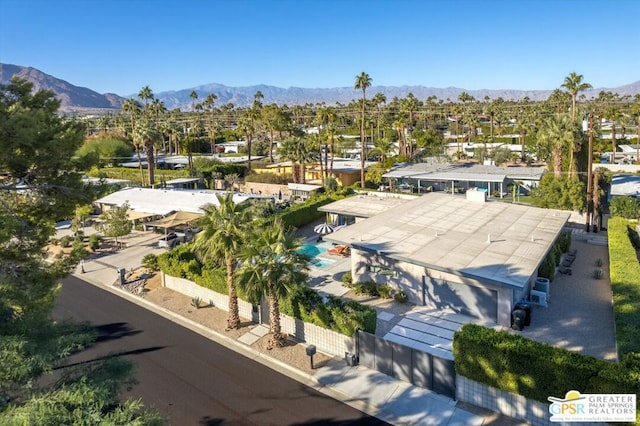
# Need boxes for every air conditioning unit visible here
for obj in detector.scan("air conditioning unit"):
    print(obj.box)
[530,289,548,307]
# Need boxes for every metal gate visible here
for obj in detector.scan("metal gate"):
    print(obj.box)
[355,329,456,399]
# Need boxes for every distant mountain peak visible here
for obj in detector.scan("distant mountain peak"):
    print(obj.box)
[0,63,124,112]
[2,63,638,113]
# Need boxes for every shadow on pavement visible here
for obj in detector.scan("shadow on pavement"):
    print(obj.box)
[94,321,143,343]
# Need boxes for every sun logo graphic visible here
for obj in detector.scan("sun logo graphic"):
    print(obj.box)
[548,390,636,422]
[548,390,586,418]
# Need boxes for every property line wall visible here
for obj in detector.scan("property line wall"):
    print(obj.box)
[162,273,354,357]
[163,273,254,320]
[456,376,606,426]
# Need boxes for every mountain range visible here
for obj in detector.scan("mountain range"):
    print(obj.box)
[2,62,639,113]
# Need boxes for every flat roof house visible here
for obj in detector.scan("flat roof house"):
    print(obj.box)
[383,162,546,197]
[326,191,570,327]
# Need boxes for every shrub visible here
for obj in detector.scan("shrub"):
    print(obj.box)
[453,324,640,410]
[194,267,228,295]
[88,234,101,251]
[341,270,353,286]
[394,289,408,303]
[557,232,572,253]
[142,254,159,271]
[592,268,604,279]
[352,280,379,296]
[60,235,71,248]
[191,296,202,309]
[280,286,376,335]
[378,284,393,299]
[608,217,640,356]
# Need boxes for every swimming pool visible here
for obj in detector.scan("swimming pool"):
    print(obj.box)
[298,240,336,269]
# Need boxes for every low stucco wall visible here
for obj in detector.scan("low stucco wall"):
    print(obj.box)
[163,273,254,320]
[162,273,354,357]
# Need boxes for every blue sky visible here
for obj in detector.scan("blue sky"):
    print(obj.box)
[1,0,638,96]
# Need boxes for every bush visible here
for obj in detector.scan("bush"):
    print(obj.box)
[269,193,346,229]
[60,235,71,248]
[352,280,379,296]
[341,270,353,286]
[610,195,640,220]
[557,232,572,253]
[157,244,201,279]
[394,289,408,303]
[88,234,101,251]
[592,268,604,279]
[142,254,159,271]
[454,324,640,408]
[608,217,640,356]
[378,284,393,299]
[280,286,376,336]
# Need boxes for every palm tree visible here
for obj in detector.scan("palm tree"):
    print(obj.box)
[193,193,248,330]
[189,90,198,112]
[121,98,145,184]
[561,72,592,122]
[354,72,372,188]
[369,137,394,162]
[138,85,154,108]
[134,114,161,186]
[236,217,309,348]
[538,114,580,177]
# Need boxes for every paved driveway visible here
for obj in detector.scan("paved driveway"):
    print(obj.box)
[519,238,617,361]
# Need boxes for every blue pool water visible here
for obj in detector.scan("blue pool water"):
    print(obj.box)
[298,241,336,269]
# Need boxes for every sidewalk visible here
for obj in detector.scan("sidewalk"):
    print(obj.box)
[71,229,524,425]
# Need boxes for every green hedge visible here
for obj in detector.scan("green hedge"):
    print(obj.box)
[157,244,201,280]
[280,286,377,336]
[267,192,348,229]
[608,217,640,355]
[453,324,640,408]
[537,232,572,281]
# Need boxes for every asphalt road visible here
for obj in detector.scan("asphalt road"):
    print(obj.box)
[54,276,389,426]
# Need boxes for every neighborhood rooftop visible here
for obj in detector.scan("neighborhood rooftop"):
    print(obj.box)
[383,162,547,181]
[94,187,262,216]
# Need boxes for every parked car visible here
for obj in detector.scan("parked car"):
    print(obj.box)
[158,232,185,248]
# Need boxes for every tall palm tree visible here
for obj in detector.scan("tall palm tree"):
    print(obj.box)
[193,193,249,330]
[236,217,309,348]
[354,72,372,188]
[189,90,198,112]
[138,85,154,108]
[134,114,161,186]
[538,114,580,177]
[561,72,592,122]
[121,98,145,184]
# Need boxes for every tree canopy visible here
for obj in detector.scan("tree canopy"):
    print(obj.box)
[0,77,159,424]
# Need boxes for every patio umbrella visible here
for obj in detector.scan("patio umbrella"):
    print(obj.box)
[313,222,336,235]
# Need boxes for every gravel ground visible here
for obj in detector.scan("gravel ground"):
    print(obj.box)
[141,273,332,376]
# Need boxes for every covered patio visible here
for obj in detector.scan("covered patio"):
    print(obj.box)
[146,211,204,234]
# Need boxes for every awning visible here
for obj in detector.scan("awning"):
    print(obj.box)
[147,211,204,229]
[127,210,157,221]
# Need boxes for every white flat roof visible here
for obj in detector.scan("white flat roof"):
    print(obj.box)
[611,174,640,197]
[288,183,322,191]
[319,194,410,218]
[95,187,256,215]
[326,193,570,289]
[384,162,545,181]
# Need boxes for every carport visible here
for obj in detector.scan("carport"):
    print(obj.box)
[147,211,204,234]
